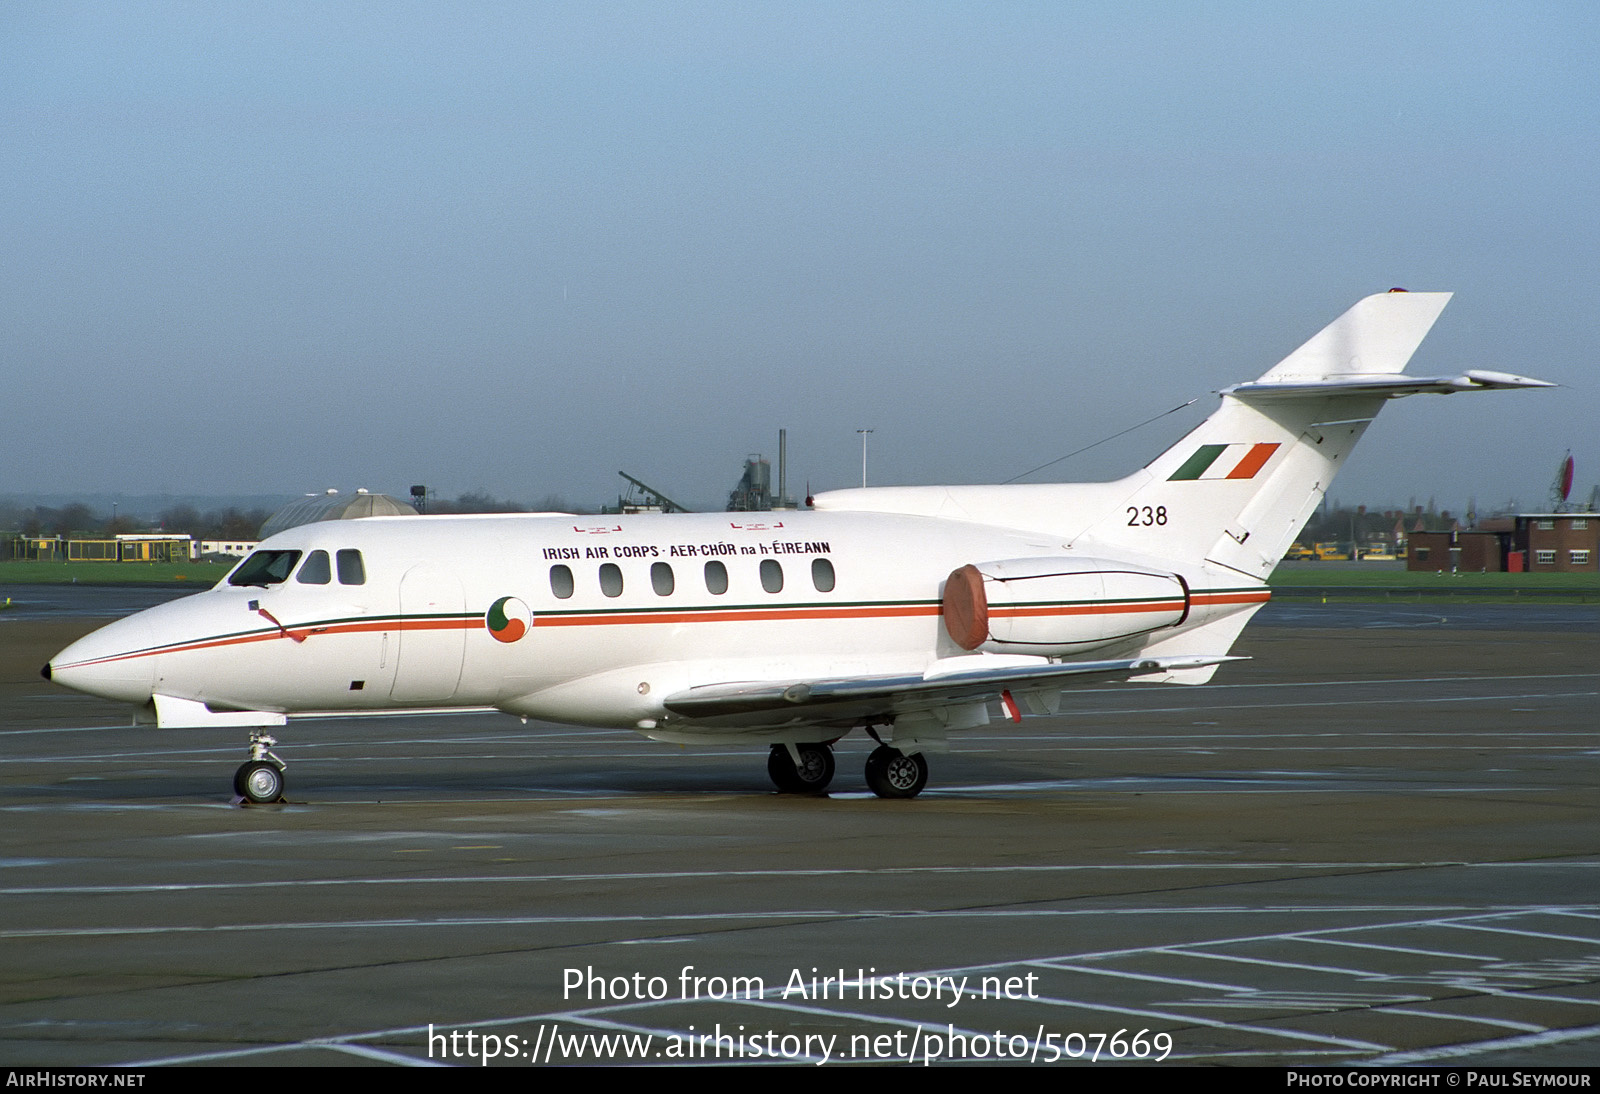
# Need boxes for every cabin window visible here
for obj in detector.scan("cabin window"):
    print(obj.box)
[811,557,835,593]
[760,559,783,593]
[651,562,674,596]
[550,564,574,599]
[229,550,302,587]
[336,549,366,585]
[296,550,331,584]
[599,563,623,597]
[704,560,728,595]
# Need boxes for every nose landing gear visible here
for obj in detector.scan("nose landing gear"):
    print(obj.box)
[234,732,286,804]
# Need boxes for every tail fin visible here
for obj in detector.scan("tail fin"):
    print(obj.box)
[811,291,1550,578]
[1084,291,1550,579]
[1254,290,1451,382]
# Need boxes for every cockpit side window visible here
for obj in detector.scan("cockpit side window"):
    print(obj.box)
[296,551,332,584]
[336,549,366,585]
[229,550,303,587]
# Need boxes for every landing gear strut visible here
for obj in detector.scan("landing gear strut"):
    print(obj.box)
[864,745,928,799]
[768,743,835,794]
[234,731,286,804]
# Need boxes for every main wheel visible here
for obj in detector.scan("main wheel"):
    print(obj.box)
[235,760,285,804]
[767,743,835,793]
[864,746,928,799]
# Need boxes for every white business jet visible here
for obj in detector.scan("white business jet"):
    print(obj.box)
[45,292,1550,802]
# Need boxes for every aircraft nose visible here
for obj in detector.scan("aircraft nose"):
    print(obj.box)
[46,613,159,705]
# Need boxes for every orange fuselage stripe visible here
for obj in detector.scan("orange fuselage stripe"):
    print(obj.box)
[58,589,1269,668]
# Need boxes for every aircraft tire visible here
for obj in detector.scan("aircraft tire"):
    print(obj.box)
[767,743,835,794]
[865,746,928,799]
[236,760,285,804]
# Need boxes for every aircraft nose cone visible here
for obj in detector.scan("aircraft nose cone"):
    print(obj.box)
[46,613,158,704]
[40,662,51,681]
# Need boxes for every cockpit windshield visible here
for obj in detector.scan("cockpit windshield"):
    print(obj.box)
[228,550,303,587]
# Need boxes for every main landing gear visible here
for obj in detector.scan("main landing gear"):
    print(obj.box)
[864,745,928,799]
[234,731,286,804]
[768,743,836,794]
[766,741,931,799]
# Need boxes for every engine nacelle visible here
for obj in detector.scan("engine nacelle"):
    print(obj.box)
[942,556,1189,655]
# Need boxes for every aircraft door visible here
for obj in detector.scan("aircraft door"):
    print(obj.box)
[390,564,466,702]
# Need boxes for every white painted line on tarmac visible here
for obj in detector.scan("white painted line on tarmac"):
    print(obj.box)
[117,1044,298,1067]
[320,1041,445,1066]
[0,909,858,939]
[1163,948,1385,979]
[1046,690,1600,721]
[1295,936,1501,962]
[1032,960,1257,994]
[741,992,1390,1053]
[1365,1022,1600,1065]
[1436,920,1600,946]
[1381,1008,1547,1033]
[20,860,1584,897]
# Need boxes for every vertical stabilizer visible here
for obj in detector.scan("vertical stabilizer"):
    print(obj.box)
[811,291,1548,567]
[1256,291,1452,382]
[1080,292,1453,579]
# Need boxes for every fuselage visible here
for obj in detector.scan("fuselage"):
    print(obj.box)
[46,508,1265,734]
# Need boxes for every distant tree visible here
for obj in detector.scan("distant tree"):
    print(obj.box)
[433,491,528,514]
[213,507,270,540]
[159,505,203,535]
[53,503,96,536]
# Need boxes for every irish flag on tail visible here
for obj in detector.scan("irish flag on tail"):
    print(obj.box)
[1168,442,1280,481]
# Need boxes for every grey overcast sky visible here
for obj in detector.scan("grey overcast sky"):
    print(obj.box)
[4,2,1596,513]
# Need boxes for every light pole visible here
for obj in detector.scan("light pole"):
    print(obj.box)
[856,429,874,488]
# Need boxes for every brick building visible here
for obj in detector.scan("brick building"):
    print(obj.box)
[1407,513,1598,573]
[1514,514,1597,573]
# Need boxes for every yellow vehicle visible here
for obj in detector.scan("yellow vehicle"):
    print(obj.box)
[1313,542,1351,561]
[1284,543,1315,561]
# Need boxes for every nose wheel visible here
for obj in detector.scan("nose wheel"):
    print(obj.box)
[234,732,286,804]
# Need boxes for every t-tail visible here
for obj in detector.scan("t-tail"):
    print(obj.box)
[1074,290,1552,580]
[814,291,1551,581]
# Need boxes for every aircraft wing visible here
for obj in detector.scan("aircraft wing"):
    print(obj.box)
[661,654,1240,730]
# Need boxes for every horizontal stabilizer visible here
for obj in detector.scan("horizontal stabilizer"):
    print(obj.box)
[1225,369,1555,401]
